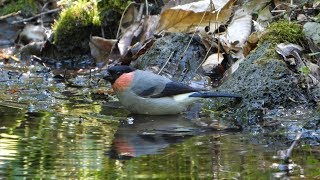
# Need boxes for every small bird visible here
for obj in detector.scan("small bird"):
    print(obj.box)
[103,65,241,115]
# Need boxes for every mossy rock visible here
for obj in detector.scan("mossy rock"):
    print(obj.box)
[52,0,101,58]
[205,42,313,127]
[0,0,38,16]
[259,20,304,58]
[260,20,304,45]
[133,33,207,82]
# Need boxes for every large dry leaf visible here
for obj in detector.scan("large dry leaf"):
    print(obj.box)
[276,43,303,63]
[226,9,252,47]
[164,0,233,12]
[89,36,117,66]
[118,22,144,56]
[140,15,160,42]
[116,3,159,59]
[215,9,251,60]
[120,2,139,31]
[156,0,236,33]
[0,50,19,62]
[256,5,273,29]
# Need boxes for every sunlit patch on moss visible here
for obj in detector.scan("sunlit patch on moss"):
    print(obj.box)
[0,0,38,16]
[299,65,310,76]
[52,0,101,56]
[260,20,304,45]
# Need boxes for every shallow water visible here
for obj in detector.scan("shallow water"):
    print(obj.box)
[0,105,319,179]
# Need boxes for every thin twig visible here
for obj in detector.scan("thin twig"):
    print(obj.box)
[215,9,222,65]
[158,51,174,75]
[284,131,303,162]
[0,11,21,21]
[195,3,220,72]
[145,0,149,15]
[10,8,61,24]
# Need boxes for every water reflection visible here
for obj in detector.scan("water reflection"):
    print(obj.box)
[0,134,19,161]
[0,106,318,179]
[108,114,207,159]
[0,107,116,178]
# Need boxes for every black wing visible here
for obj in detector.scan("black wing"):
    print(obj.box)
[138,81,199,98]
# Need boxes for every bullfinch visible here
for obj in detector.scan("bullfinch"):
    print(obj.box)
[103,65,241,115]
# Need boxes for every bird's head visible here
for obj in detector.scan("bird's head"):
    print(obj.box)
[103,65,136,84]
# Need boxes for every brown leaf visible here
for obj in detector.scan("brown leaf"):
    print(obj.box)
[132,39,155,59]
[0,50,20,62]
[276,43,303,62]
[140,15,160,42]
[226,9,252,47]
[118,22,144,56]
[156,0,236,33]
[0,50,10,60]
[89,36,117,66]
[202,53,224,73]
[120,2,140,32]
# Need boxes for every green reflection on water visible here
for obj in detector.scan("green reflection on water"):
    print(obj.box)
[0,106,319,179]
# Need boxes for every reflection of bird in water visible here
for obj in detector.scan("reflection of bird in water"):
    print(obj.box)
[107,114,208,160]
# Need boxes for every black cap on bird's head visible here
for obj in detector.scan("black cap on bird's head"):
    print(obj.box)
[103,65,136,84]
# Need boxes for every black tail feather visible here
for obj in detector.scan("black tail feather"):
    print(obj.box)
[189,92,242,99]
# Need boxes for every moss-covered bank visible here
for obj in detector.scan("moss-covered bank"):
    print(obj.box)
[52,0,101,58]
[51,0,132,58]
[203,20,316,128]
[259,20,304,58]
[209,42,310,124]
[0,0,38,16]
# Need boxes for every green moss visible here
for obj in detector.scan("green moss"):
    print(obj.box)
[0,0,37,16]
[299,65,310,76]
[255,57,273,66]
[260,20,304,45]
[52,0,101,56]
[257,21,304,59]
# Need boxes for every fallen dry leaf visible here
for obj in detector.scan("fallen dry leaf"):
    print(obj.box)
[89,36,117,66]
[202,53,224,73]
[256,5,273,29]
[116,3,159,59]
[242,0,271,13]
[226,9,252,47]
[140,15,160,42]
[0,49,20,62]
[0,51,10,60]
[118,2,140,36]
[276,43,303,62]
[118,22,144,56]
[156,0,236,33]
[214,9,251,60]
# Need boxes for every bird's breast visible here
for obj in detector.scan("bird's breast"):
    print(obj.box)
[112,72,134,92]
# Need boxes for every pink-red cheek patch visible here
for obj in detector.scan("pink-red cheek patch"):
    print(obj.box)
[112,72,134,92]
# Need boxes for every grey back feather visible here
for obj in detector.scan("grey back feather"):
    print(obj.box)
[129,70,171,97]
